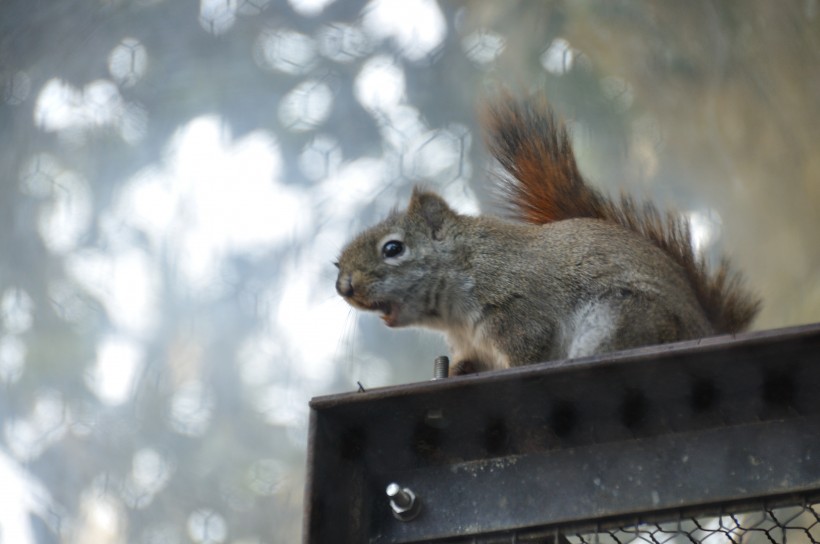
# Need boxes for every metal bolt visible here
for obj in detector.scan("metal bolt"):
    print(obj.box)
[386,482,421,521]
[433,355,449,379]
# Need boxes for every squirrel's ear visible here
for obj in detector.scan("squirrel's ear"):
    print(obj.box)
[407,188,457,240]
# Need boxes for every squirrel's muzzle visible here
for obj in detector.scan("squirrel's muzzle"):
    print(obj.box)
[336,272,354,298]
[335,271,398,325]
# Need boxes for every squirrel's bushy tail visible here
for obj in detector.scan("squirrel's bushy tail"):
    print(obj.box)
[481,96,761,334]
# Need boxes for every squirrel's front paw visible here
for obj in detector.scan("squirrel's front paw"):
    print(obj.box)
[450,360,476,376]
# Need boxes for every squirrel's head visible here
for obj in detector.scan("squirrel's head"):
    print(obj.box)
[335,188,461,328]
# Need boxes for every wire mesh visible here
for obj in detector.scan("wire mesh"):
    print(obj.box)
[570,503,820,544]
[436,500,820,544]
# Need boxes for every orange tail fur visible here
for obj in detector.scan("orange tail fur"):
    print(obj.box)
[481,96,760,333]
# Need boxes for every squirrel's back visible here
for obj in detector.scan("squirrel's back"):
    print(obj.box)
[481,96,760,334]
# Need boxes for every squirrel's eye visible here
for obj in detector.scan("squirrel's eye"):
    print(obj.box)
[382,240,404,259]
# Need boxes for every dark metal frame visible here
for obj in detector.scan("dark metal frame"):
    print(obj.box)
[303,323,820,543]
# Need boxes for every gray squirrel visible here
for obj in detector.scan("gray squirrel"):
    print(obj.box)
[335,96,760,375]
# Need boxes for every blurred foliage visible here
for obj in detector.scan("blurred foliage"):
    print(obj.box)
[0,0,818,542]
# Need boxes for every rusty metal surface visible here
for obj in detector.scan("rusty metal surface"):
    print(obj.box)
[303,323,820,543]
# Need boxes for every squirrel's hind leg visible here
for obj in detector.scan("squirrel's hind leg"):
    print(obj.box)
[568,291,712,358]
[565,300,619,358]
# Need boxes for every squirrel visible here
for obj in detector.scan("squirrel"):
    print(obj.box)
[335,96,761,376]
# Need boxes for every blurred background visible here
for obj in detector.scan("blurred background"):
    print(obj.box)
[1,1,818,542]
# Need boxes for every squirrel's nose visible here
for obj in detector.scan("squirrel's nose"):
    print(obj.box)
[336,273,354,298]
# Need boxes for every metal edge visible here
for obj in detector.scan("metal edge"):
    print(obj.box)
[308,322,820,410]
